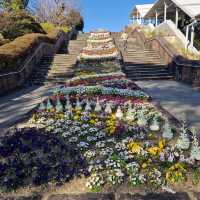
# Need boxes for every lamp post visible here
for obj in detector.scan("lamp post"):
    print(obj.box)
[175,7,179,27]
[155,11,158,26]
[164,2,167,21]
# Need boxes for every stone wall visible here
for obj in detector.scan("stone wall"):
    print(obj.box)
[0,29,77,96]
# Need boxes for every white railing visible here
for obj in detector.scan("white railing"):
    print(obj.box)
[155,20,200,54]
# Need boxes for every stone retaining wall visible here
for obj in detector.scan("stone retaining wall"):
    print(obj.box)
[0,29,77,96]
[130,28,200,87]
[0,192,195,200]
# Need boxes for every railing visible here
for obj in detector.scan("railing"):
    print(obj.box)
[0,29,77,95]
[128,27,200,86]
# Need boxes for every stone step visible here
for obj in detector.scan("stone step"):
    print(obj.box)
[125,65,167,70]
[123,56,161,59]
[50,62,76,65]
[39,64,76,69]
[41,59,76,63]
[125,71,172,77]
[123,52,161,56]
[124,60,163,64]
[128,75,174,80]
[124,54,163,58]
[124,62,165,65]
[47,73,74,79]
[45,77,70,83]
[123,57,162,61]
[29,34,86,85]
[125,68,169,73]
[48,68,74,73]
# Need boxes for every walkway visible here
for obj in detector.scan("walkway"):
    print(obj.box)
[136,80,200,130]
[0,84,56,131]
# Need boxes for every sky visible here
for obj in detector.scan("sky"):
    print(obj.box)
[82,0,154,32]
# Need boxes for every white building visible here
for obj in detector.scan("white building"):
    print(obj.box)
[130,4,154,25]
[130,0,200,50]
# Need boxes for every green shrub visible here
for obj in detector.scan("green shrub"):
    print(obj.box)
[0,11,45,40]
[40,22,70,34]
[0,30,61,74]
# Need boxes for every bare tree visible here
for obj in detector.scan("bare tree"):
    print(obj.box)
[33,0,82,26]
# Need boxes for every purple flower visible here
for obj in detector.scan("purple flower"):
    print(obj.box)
[160,153,165,162]
[168,153,174,162]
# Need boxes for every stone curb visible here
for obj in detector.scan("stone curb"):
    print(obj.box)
[0,192,195,200]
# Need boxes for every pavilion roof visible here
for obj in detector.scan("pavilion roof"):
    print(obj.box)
[145,0,200,19]
[130,4,154,18]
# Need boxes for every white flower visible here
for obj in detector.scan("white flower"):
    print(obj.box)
[96,141,105,148]
[87,136,97,142]
[77,142,89,148]
[84,150,96,159]
[69,137,78,143]
[96,131,106,139]
[62,132,72,137]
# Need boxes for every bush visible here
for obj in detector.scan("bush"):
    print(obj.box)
[40,22,70,34]
[0,30,61,74]
[0,11,45,40]
[0,128,88,191]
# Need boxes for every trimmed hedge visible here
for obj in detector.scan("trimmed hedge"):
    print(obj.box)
[0,11,45,40]
[0,29,63,74]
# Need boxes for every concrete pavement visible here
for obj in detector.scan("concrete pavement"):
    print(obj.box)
[136,80,200,130]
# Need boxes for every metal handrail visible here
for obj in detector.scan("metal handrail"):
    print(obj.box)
[0,31,72,78]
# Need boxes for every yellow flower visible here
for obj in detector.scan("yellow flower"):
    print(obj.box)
[74,115,80,121]
[128,142,142,154]
[159,139,166,149]
[166,163,187,183]
[147,140,166,156]
[142,163,148,169]
[148,146,160,156]
[89,120,95,124]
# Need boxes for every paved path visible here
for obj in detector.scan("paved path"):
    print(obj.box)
[0,84,57,131]
[136,80,200,130]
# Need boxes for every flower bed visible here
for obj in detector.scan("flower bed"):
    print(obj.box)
[0,128,88,192]
[65,73,139,90]
[4,73,199,193]
[76,30,121,76]
[75,60,122,76]
[77,30,120,61]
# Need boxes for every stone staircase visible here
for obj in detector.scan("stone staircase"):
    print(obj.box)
[29,33,87,85]
[112,34,174,81]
